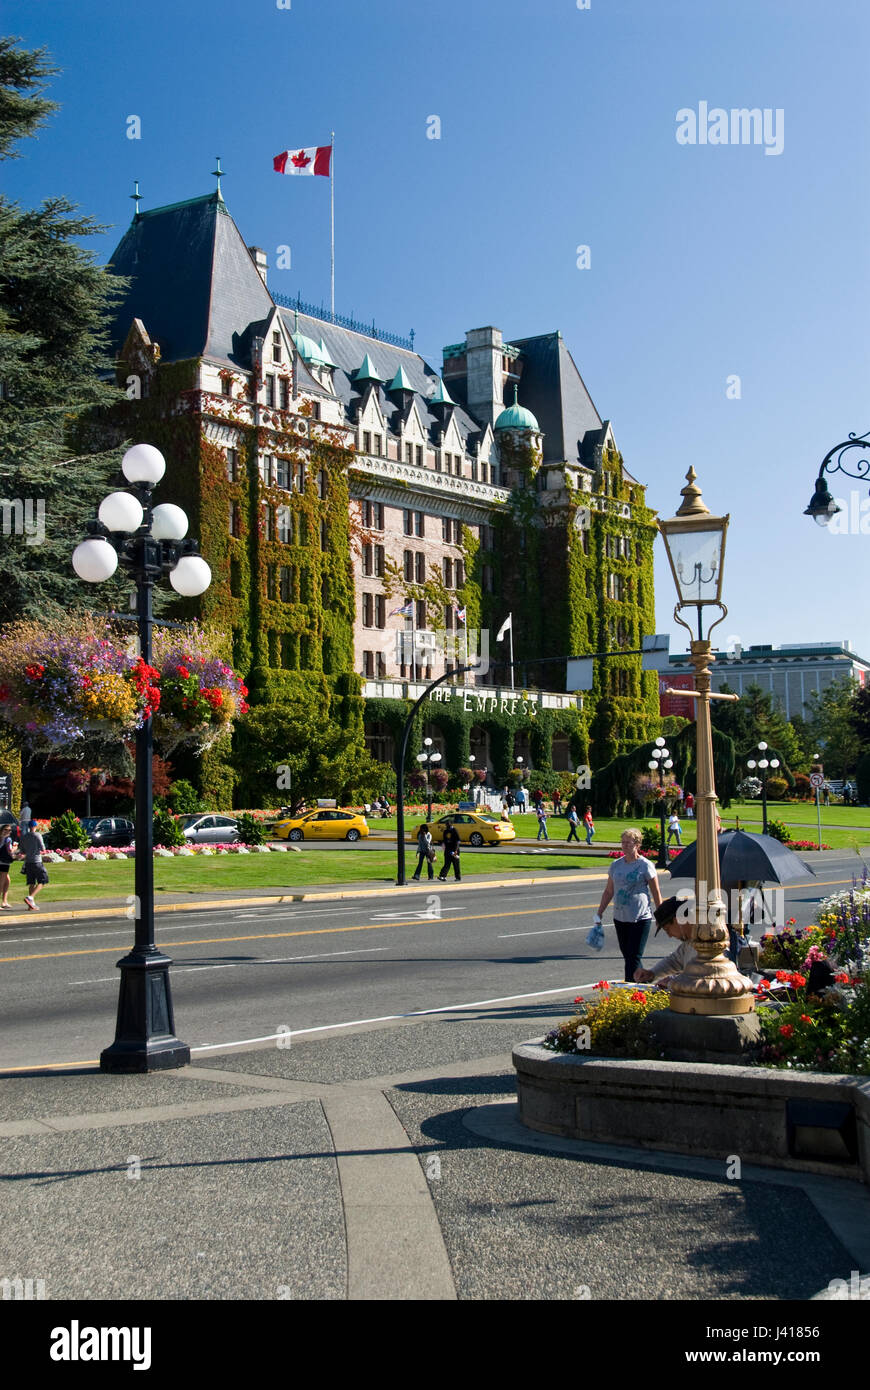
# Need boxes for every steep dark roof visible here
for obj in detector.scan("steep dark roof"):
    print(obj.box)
[286,311,483,445]
[107,193,274,366]
[507,332,602,465]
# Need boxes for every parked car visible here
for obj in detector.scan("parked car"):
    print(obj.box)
[410,812,516,847]
[273,809,369,842]
[178,813,241,844]
[79,816,135,848]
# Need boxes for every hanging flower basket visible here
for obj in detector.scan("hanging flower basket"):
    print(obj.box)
[0,615,159,755]
[151,623,248,754]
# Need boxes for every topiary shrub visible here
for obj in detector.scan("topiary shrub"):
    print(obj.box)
[236,812,265,846]
[791,773,812,801]
[45,810,89,850]
[153,808,184,847]
[766,776,788,801]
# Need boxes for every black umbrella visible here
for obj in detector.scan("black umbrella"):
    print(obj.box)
[667,829,815,885]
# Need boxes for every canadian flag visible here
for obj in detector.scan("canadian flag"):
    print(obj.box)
[273,146,332,177]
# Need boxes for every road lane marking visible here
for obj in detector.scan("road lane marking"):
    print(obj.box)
[498,927,586,939]
[69,945,390,985]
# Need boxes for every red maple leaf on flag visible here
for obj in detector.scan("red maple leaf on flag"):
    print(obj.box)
[291,150,311,169]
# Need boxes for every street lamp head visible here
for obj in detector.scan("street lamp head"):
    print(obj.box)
[469,755,475,763]
[72,538,119,583]
[516,756,523,764]
[804,475,841,526]
[655,737,666,747]
[150,503,189,541]
[98,491,144,533]
[770,759,780,769]
[747,759,757,769]
[758,742,768,751]
[648,760,658,771]
[416,753,427,763]
[430,752,442,763]
[169,555,211,597]
[758,759,769,770]
[121,443,166,486]
[658,469,729,621]
[424,737,433,747]
[664,759,674,769]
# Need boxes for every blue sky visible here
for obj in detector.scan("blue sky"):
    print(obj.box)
[4,0,869,663]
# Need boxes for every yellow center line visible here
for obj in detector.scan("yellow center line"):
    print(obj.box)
[0,902,599,964]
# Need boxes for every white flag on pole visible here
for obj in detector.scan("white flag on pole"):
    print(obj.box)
[496,614,512,642]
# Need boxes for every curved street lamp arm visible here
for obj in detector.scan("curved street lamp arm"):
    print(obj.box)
[818,429,870,485]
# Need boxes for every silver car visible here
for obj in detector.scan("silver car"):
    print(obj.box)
[178,814,240,844]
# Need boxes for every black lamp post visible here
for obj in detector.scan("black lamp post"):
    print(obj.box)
[416,737,442,822]
[647,737,673,869]
[804,428,870,525]
[746,741,780,836]
[72,443,212,1072]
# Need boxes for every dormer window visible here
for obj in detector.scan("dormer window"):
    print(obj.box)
[363,431,372,454]
[272,331,282,364]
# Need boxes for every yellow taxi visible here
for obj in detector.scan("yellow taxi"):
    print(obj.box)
[273,809,369,842]
[410,811,516,847]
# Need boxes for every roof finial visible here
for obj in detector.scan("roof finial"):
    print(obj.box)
[130,179,141,216]
[513,384,519,404]
[211,156,225,199]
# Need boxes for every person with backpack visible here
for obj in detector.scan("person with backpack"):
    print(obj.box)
[412,822,435,881]
[566,805,581,842]
[583,807,595,846]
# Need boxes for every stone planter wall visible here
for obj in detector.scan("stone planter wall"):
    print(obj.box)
[513,1041,870,1182]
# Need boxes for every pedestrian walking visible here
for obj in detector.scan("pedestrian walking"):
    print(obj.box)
[515,786,526,813]
[412,822,435,881]
[566,806,581,842]
[16,819,48,910]
[684,792,695,819]
[592,827,663,981]
[438,822,461,881]
[536,805,549,840]
[532,788,543,813]
[823,782,831,807]
[552,789,562,817]
[0,823,15,909]
[506,789,515,815]
[666,812,682,847]
[583,807,595,846]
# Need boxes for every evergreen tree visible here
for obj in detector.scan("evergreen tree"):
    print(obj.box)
[804,678,862,778]
[0,36,129,626]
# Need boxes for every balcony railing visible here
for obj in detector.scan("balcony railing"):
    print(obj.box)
[273,292,415,352]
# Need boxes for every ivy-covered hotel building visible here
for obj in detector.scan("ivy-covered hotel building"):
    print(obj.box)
[107,186,660,797]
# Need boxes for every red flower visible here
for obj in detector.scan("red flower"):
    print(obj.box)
[147,686,161,711]
[834,973,849,984]
[25,663,45,680]
[787,918,796,926]
[239,700,249,714]
[239,683,248,697]
[630,991,647,1003]
[799,1014,813,1024]
[594,980,610,991]
[177,665,190,680]
[775,970,790,982]
[779,1025,794,1038]
[790,973,807,988]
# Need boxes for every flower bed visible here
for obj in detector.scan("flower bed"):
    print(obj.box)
[608,848,682,861]
[543,981,671,1058]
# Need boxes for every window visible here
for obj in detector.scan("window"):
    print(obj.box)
[442,518,451,543]
[405,444,413,465]
[444,604,454,630]
[434,452,442,473]
[376,651,386,678]
[265,375,276,407]
[293,462,306,491]
[230,558,241,597]
[274,457,289,490]
[374,545,384,577]
[363,431,372,454]
[403,549,414,582]
[363,594,373,627]
[375,594,386,628]
[222,375,232,397]
[363,650,374,678]
[226,448,239,482]
[471,462,477,482]
[403,509,413,536]
[415,600,426,629]
[414,511,424,538]
[279,377,290,410]
[363,500,384,530]
[363,545,373,577]
[443,557,454,588]
[272,330,282,363]
[455,559,464,588]
[229,502,241,538]
[276,505,291,543]
[635,542,643,564]
[320,519,328,549]
[416,445,423,467]
[260,455,272,484]
[374,434,382,457]
[318,469,327,499]
[266,565,277,600]
[280,565,294,602]
[263,504,273,541]
[415,552,425,583]
[454,456,463,476]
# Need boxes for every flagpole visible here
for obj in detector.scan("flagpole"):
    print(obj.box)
[410,597,416,682]
[509,614,514,691]
[330,131,335,321]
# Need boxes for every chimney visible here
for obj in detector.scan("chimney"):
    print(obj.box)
[464,326,505,429]
[248,246,268,286]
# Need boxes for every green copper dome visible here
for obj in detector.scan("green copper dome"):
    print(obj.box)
[494,386,539,433]
[292,330,326,365]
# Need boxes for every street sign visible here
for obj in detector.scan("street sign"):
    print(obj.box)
[810,772,824,789]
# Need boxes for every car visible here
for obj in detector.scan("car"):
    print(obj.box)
[79,816,135,848]
[272,809,369,842]
[410,812,516,848]
[178,814,241,844]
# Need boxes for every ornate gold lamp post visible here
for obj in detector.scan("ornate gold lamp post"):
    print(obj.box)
[657,470,759,1051]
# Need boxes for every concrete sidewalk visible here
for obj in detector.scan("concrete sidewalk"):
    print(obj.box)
[2,999,868,1302]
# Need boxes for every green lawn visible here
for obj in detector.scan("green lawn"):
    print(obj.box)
[3,848,606,905]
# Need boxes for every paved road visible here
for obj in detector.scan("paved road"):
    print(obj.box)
[0,854,863,1072]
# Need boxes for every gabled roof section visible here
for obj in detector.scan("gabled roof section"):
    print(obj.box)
[107,193,274,367]
[507,332,603,465]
